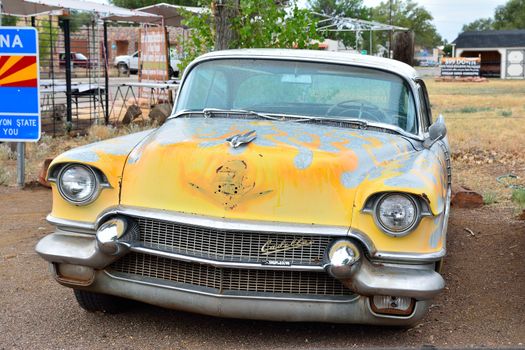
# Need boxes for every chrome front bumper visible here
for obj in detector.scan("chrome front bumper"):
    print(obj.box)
[36,224,444,325]
[78,269,431,325]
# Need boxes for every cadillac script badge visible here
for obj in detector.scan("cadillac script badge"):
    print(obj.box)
[260,238,314,255]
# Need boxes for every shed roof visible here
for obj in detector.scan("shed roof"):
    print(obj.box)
[453,30,525,48]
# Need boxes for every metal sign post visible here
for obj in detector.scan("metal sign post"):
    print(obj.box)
[0,27,41,188]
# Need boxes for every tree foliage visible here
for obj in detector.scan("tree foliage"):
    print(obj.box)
[178,0,322,72]
[493,0,525,30]
[232,0,320,49]
[111,0,201,9]
[0,15,18,26]
[461,0,525,32]
[308,0,368,19]
[371,0,442,48]
[64,11,95,33]
[462,18,494,32]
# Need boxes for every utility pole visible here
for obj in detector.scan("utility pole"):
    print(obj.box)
[389,0,393,58]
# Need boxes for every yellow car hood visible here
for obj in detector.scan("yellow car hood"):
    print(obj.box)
[120,118,420,227]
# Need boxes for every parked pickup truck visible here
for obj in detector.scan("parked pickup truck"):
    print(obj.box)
[113,51,180,77]
[59,52,95,69]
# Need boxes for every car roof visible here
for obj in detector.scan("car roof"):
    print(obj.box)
[195,49,419,80]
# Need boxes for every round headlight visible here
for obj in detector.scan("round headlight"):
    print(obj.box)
[58,164,99,204]
[375,193,419,236]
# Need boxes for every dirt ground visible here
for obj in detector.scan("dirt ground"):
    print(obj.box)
[0,186,523,349]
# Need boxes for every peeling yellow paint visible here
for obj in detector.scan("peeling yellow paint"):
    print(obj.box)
[48,118,448,255]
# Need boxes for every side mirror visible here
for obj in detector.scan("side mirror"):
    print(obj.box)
[423,115,447,149]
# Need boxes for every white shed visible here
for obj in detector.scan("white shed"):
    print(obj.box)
[453,30,525,79]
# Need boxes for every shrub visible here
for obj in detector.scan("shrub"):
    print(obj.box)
[511,188,525,209]
[500,110,513,117]
[483,192,498,205]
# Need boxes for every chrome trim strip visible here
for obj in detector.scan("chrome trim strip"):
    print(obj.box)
[371,248,446,262]
[104,270,360,303]
[130,245,325,271]
[347,228,376,254]
[46,215,96,233]
[102,206,351,236]
[47,208,443,262]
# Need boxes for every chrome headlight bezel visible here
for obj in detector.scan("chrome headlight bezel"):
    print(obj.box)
[365,192,429,237]
[55,164,102,206]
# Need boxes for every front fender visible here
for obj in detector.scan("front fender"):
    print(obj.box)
[351,149,448,257]
[47,130,153,224]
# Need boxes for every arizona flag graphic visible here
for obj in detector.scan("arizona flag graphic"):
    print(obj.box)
[0,56,38,88]
[0,55,39,114]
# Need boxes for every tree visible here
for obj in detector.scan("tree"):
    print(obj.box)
[308,0,371,49]
[371,0,442,48]
[442,43,453,57]
[232,0,321,49]
[462,18,494,32]
[0,15,18,26]
[179,0,322,71]
[111,0,201,9]
[308,0,368,19]
[64,11,94,33]
[494,0,525,30]
[460,0,525,33]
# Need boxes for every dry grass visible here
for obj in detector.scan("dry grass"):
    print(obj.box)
[0,122,153,186]
[426,78,525,212]
[426,79,525,156]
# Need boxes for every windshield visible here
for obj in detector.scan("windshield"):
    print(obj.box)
[176,59,418,133]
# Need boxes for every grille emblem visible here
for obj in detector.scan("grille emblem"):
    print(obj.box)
[225,130,256,148]
[261,238,314,255]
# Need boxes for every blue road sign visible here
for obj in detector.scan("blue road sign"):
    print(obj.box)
[0,27,40,142]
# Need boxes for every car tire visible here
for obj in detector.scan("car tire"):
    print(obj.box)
[117,63,129,75]
[169,66,175,78]
[73,289,128,314]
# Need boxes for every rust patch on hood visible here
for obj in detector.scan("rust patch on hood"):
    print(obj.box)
[190,160,272,210]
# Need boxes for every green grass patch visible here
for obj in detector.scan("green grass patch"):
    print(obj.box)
[483,192,498,205]
[511,188,525,209]
[443,106,493,114]
[500,110,513,117]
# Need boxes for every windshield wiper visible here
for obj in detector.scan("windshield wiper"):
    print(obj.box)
[173,109,396,133]
[292,116,369,128]
[191,108,282,121]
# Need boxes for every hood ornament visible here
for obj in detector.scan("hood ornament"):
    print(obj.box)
[225,130,256,148]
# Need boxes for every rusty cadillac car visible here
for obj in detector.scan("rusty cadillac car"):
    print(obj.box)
[36,49,451,325]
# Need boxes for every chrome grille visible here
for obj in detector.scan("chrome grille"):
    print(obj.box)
[110,253,353,296]
[134,217,332,265]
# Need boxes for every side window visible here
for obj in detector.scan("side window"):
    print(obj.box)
[417,81,432,131]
